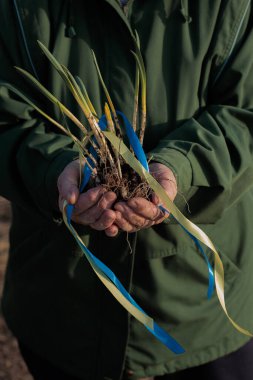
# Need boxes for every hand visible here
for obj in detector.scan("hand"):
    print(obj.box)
[57,160,117,230]
[105,162,177,237]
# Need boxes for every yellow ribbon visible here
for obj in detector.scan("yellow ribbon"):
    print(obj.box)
[103,131,253,337]
[62,201,154,330]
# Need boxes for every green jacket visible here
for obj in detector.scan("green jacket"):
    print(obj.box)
[0,1,253,379]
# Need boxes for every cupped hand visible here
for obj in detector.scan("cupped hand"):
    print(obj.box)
[105,162,177,237]
[57,160,117,231]
[57,161,177,237]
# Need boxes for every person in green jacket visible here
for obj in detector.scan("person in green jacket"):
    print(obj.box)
[0,0,253,379]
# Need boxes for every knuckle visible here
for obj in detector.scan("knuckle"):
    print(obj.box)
[128,198,139,209]
[115,210,123,221]
[114,203,124,213]
[107,191,117,202]
[75,211,96,225]
[115,216,124,229]
[97,197,107,210]
[87,187,105,203]
[86,210,100,223]
[104,209,115,220]
[86,191,98,204]
[131,215,144,227]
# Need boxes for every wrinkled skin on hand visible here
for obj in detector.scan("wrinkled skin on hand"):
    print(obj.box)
[57,160,177,237]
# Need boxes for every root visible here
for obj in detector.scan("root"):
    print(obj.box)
[90,159,151,201]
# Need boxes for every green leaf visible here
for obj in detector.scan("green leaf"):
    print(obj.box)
[15,66,87,134]
[37,40,66,77]
[3,82,83,148]
[75,76,97,117]
[37,41,91,118]
[91,50,116,116]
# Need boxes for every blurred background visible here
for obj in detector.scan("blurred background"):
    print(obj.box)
[0,197,32,380]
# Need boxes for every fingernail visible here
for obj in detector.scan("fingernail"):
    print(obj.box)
[152,193,159,205]
[68,191,77,204]
[114,204,123,212]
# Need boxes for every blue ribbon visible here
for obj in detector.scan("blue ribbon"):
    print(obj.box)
[66,110,215,352]
[69,219,185,354]
[66,113,185,354]
[116,111,149,172]
[159,205,215,299]
[117,111,215,299]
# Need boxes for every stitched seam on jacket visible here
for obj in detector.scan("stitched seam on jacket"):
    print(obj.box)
[213,0,251,83]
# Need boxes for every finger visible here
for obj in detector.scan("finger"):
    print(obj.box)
[149,163,177,201]
[114,210,135,232]
[90,209,116,231]
[114,210,152,233]
[58,187,79,212]
[158,178,177,201]
[152,192,160,205]
[105,224,119,237]
[127,197,164,221]
[73,186,106,215]
[154,210,167,224]
[114,202,147,227]
[72,191,117,225]
[57,161,80,205]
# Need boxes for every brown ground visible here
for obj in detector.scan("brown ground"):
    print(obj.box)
[0,197,32,380]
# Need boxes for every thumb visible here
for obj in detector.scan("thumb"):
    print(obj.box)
[57,160,80,207]
[149,163,178,203]
[159,178,177,202]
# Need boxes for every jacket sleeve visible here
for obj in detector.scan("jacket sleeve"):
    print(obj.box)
[149,7,253,223]
[0,6,78,219]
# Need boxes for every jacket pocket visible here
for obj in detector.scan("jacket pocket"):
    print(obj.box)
[135,221,241,296]
[212,245,242,285]
[136,222,192,259]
